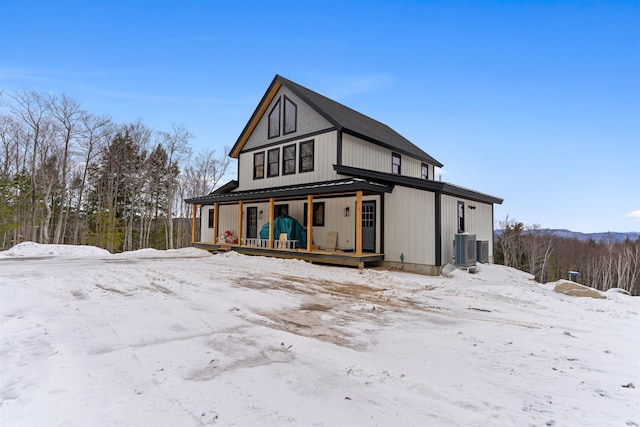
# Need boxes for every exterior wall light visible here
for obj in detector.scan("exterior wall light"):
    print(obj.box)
[344,207,350,217]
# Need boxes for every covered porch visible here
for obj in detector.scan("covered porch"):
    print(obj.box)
[186,179,391,268]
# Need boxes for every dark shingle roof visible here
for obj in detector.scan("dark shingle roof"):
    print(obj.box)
[277,75,443,167]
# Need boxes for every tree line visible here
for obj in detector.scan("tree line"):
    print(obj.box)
[495,216,639,296]
[0,90,230,252]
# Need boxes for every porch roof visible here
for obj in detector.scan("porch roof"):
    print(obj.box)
[334,165,504,205]
[184,178,392,205]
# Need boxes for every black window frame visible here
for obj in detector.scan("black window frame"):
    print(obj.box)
[274,204,289,218]
[282,143,296,176]
[303,202,325,227]
[457,201,465,233]
[392,153,401,175]
[208,208,214,229]
[253,151,265,179]
[283,95,297,135]
[421,163,429,180]
[268,99,281,139]
[299,140,314,173]
[267,147,280,178]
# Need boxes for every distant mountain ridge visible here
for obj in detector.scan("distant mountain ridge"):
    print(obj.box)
[494,228,640,243]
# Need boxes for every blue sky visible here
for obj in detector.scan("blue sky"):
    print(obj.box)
[1,0,638,233]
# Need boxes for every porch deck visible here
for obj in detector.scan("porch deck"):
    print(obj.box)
[191,242,384,269]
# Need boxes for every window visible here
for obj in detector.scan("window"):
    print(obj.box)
[208,208,214,228]
[253,151,265,179]
[457,201,465,233]
[283,144,296,175]
[392,153,401,175]
[303,202,325,227]
[421,163,429,180]
[268,99,280,139]
[299,140,314,173]
[267,148,280,177]
[275,204,289,218]
[283,96,297,135]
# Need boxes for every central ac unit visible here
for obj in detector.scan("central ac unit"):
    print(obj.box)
[455,233,476,267]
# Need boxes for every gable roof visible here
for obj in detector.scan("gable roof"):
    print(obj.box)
[230,75,443,168]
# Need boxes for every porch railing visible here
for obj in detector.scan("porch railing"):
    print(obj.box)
[241,238,298,250]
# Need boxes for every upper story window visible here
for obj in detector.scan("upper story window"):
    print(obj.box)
[253,151,265,179]
[421,163,429,180]
[392,153,401,175]
[283,96,297,135]
[283,144,296,175]
[299,140,314,173]
[268,99,281,139]
[267,148,280,177]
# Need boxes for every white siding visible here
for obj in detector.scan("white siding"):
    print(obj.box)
[236,131,339,191]
[342,134,431,179]
[384,187,436,265]
[199,205,215,243]
[243,86,333,152]
[440,195,494,264]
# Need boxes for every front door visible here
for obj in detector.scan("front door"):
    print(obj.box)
[362,201,376,252]
[247,207,258,238]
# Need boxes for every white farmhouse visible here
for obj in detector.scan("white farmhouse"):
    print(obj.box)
[185,75,502,273]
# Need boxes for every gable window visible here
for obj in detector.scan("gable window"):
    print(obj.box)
[267,148,280,178]
[268,99,281,139]
[421,163,429,180]
[299,140,314,173]
[392,153,401,175]
[303,202,325,227]
[283,96,297,135]
[253,151,265,179]
[283,144,296,175]
[208,208,214,229]
[457,201,465,233]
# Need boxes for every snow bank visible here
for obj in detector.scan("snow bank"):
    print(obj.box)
[113,247,213,259]
[0,241,111,258]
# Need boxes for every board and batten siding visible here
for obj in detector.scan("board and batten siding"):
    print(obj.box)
[236,131,339,191]
[384,186,436,265]
[440,194,494,264]
[242,86,333,152]
[342,134,431,179]
[199,206,215,243]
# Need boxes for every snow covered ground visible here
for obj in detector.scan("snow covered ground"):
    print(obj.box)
[1,243,638,426]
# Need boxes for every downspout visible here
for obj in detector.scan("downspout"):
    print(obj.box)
[435,191,442,266]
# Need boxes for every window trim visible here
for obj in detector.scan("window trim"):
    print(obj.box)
[253,151,265,179]
[299,140,314,173]
[457,201,465,233]
[268,99,281,139]
[303,202,325,227]
[267,147,280,178]
[282,143,296,176]
[274,204,289,218]
[421,163,429,180]
[283,95,297,135]
[392,152,401,175]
